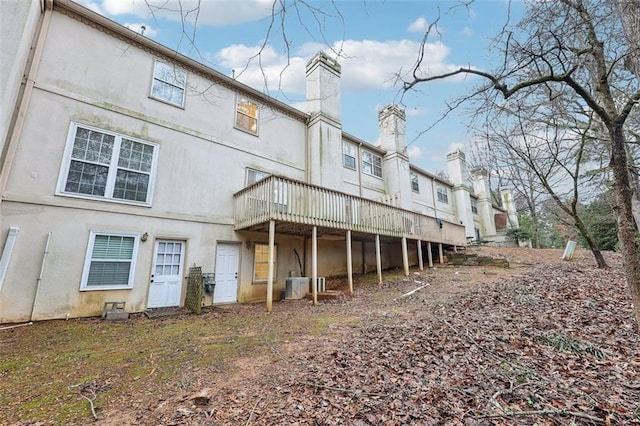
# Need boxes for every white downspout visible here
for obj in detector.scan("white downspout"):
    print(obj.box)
[0,227,19,290]
[30,232,52,321]
[0,1,52,201]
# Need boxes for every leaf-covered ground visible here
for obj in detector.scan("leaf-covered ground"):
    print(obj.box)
[2,247,639,425]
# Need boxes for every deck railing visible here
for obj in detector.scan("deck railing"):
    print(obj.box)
[233,175,466,245]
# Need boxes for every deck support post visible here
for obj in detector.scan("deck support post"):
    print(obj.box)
[438,243,444,264]
[375,234,382,285]
[427,241,433,267]
[266,219,275,313]
[417,240,423,271]
[402,236,409,276]
[312,226,318,305]
[346,230,353,295]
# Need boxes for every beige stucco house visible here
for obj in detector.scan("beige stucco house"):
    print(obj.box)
[0,0,516,323]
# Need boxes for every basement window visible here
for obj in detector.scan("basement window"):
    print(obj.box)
[253,243,277,283]
[80,232,139,290]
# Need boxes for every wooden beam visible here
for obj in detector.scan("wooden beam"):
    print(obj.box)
[417,240,423,271]
[427,241,433,267]
[402,236,409,276]
[438,243,444,264]
[346,230,353,295]
[312,226,318,305]
[375,234,382,285]
[266,219,275,313]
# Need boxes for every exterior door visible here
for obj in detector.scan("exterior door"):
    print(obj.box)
[214,243,239,303]
[147,240,185,308]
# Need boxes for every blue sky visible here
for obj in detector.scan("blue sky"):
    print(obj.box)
[77,0,525,174]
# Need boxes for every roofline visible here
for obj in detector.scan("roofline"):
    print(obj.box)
[409,164,452,186]
[342,132,385,155]
[53,0,310,122]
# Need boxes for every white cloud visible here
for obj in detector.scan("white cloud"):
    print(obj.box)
[124,23,158,37]
[407,145,422,159]
[98,0,274,26]
[460,26,474,37]
[213,37,469,96]
[407,17,428,33]
[74,0,104,14]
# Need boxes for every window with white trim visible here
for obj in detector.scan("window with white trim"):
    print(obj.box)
[343,142,357,169]
[471,200,478,215]
[236,97,258,135]
[437,185,449,204]
[247,168,269,185]
[411,172,419,193]
[253,243,277,282]
[80,232,139,290]
[150,61,186,106]
[59,123,158,205]
[362,151,382,178]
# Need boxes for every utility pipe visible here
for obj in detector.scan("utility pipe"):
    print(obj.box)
[0,2,52,200]
[30,232,52,321]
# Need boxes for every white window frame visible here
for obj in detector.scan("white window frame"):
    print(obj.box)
[247,168,269,185]
[362,150,382,178]
[57,122,158,206]
[253,243,277,283]
[471,200,478,215]
[411,172,419,193]
[235,97,259,135]
[80,231,140,291]
[437,185,449,204]
[343,142,357,170]
[150,60,187,107]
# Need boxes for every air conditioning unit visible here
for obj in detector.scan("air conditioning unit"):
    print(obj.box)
[285,277,309,299]
[308,277,326,293]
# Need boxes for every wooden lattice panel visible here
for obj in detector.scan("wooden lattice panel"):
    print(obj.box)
[185,266,203,314]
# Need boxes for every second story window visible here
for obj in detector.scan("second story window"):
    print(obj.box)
[362,151,382,178]
[58,123,158,205]
[343,142,357,169]
[247,168,269,185]
[236,97,258,135]
[151,61,186,107]
[437,185,449,204]
[471,200,478,214]
[411,172,419,193]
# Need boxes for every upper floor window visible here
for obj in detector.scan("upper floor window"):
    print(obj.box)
[343,142,357,169]
[236,97,258,135]
[362,151,382,178]
[411,172,419,193]
[58,123,158,205]
[151,61,186,107]
[80,232,139,290]
[471,200,478,215]
[247,168,269,185]
[437,185,449,204]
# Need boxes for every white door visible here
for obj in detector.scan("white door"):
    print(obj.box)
[214,243,239,303]
[147,240,185,308]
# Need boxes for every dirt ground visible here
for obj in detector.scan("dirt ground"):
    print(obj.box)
[1,246,639,425]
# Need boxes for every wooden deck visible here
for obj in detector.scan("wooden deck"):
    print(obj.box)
[233,175,466,246]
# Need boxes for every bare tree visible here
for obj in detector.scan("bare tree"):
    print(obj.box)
[403,0,640,330]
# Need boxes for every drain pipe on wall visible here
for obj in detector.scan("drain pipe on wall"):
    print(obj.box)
[0,1,52,200]
[30,232,52,322]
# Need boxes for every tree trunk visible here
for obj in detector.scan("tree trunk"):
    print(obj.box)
[574,213,608,268]
[610,125,640,332]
